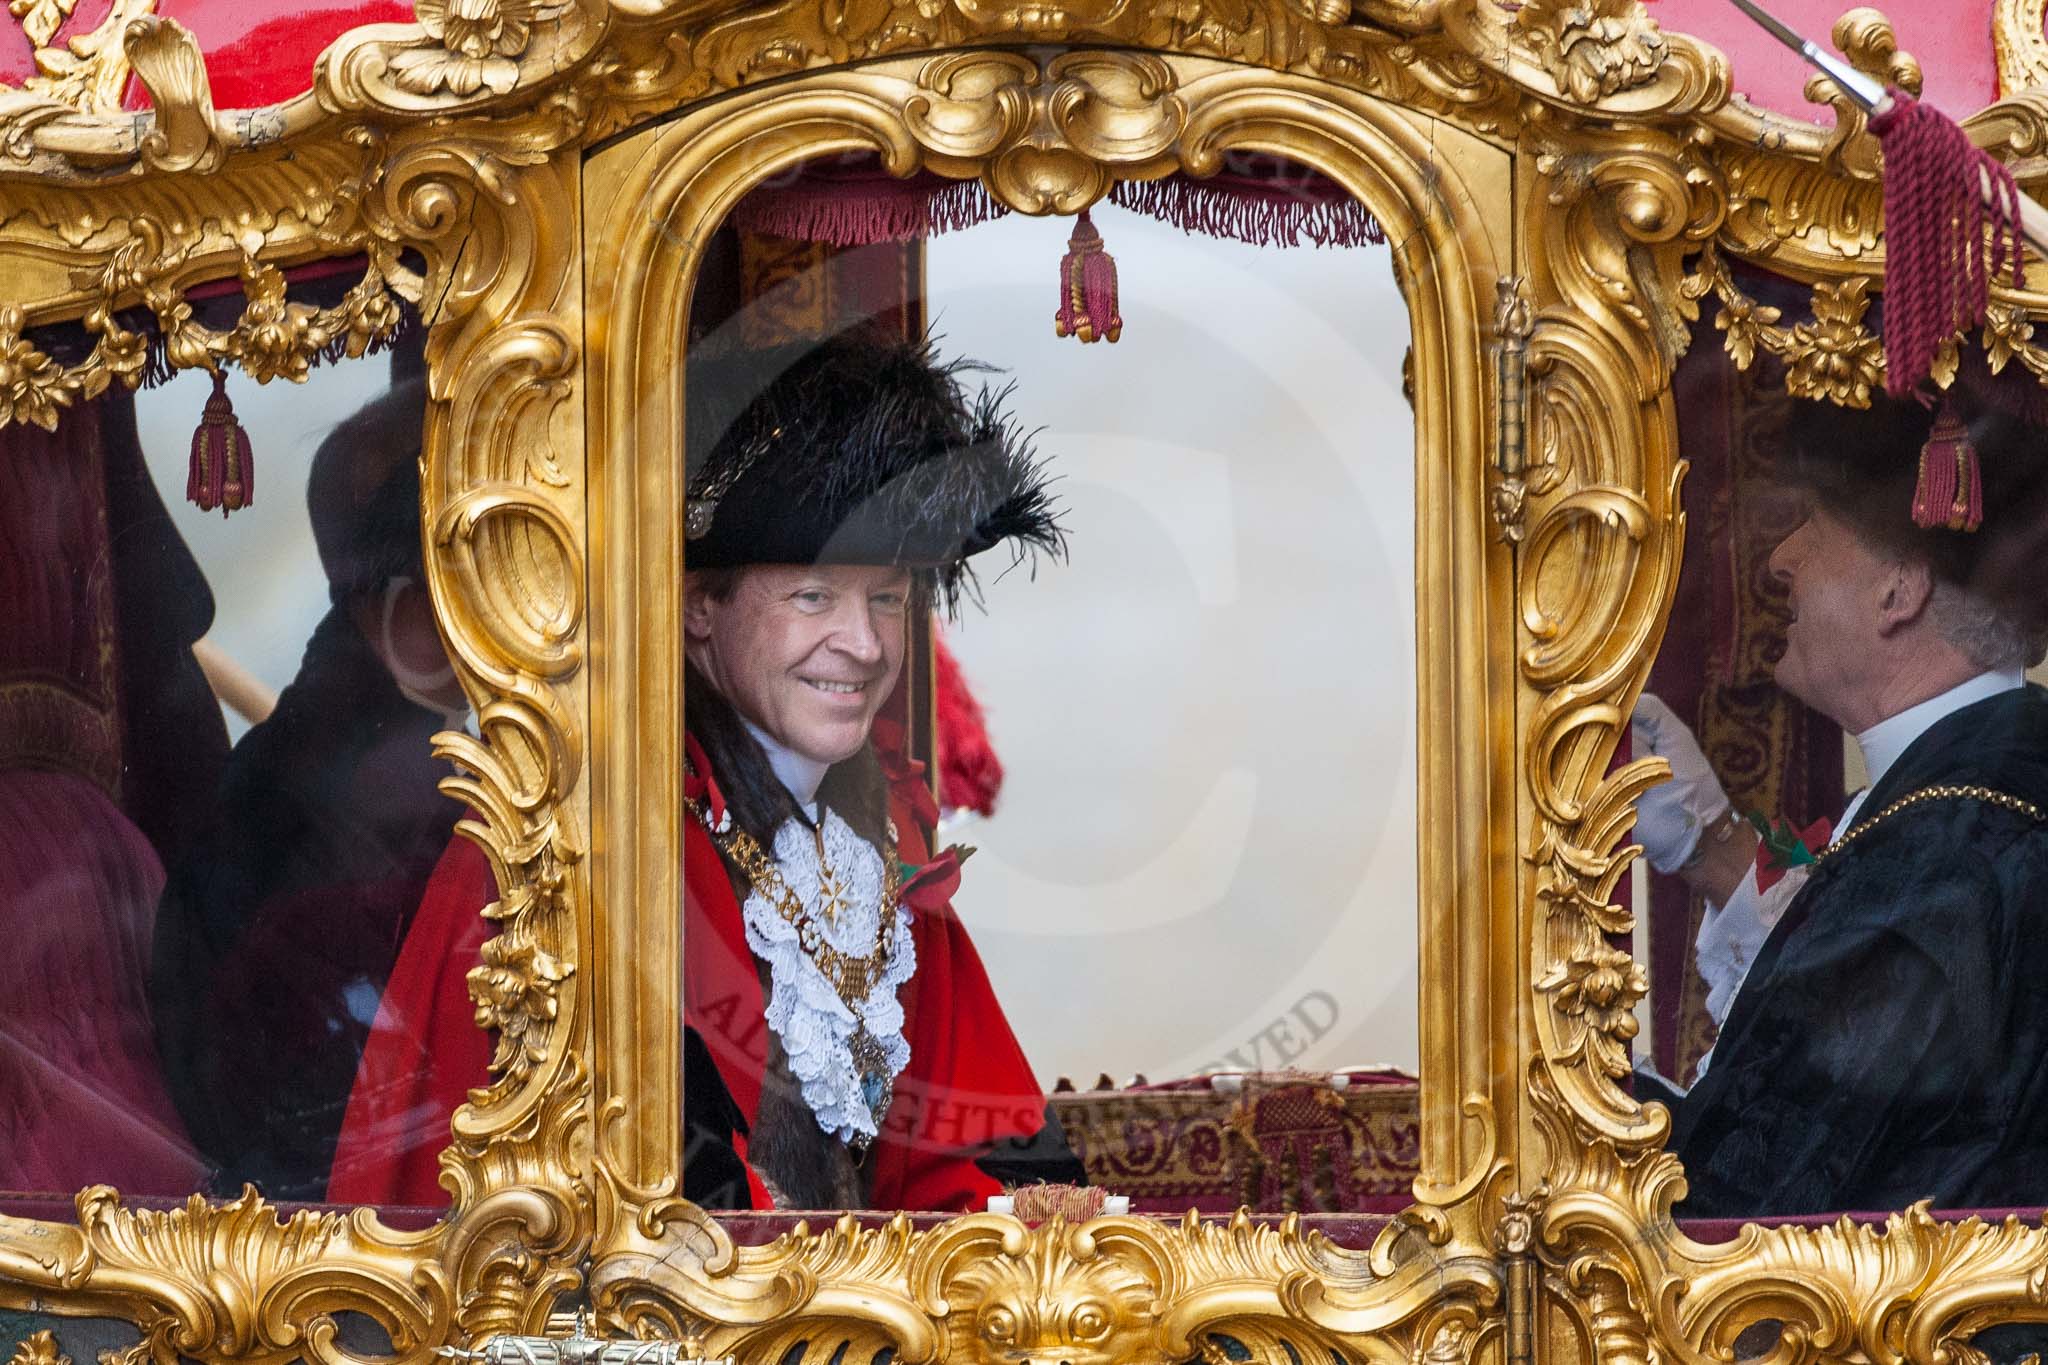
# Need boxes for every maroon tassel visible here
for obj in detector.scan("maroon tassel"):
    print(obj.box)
[188,368,254,516]
[1054,210,1122,344]
[1869,91,2025,396]
[1912,398,1983,532]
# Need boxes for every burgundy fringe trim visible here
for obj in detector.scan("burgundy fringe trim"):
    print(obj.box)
[725,159,1384,250]
[1109,175,1385,248]
[731,175,1009,246]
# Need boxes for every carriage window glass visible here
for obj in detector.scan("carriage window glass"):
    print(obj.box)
[1636,260,2048,1222]
[0,317,468,1218]
[671,173,1419,1215]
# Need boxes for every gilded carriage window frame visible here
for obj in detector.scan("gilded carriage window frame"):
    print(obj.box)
[6,3,2048,1365]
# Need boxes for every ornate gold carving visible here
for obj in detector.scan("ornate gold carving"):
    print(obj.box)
[591,1206,1502,1365]
[0,1189,450,1365]
[0,245,407,434]
[7,0,153,115]
[6,1329,67,1365]
[0,303,66,429]
[1513,0,1668,104]
[124,15,224,175]
[7,0,74,50]
[576,45,1516,1360]
[1683,246,1891,405]
[905,50,1184,214]
[394,0,545,97]
[1997,0,2048,97]
[6,3,2048,1365]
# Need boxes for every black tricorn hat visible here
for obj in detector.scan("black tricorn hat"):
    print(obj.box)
[684,332,1064,612]
[1775,353,2048,640]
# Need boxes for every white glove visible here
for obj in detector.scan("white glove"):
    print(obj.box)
[1630,692,1733,875]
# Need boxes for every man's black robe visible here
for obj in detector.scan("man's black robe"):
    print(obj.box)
[151,607,453,1199]
[1672,684,2048,1217]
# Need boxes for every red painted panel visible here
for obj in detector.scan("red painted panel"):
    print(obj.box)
[133,0,414,110]
[1655,0,1999,120]
[0,0,411,109]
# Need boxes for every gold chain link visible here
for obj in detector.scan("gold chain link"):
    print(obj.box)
[1812,783,2048,867]
[686,793,901,1006]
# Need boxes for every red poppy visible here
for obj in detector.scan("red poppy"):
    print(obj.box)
[901,846,970,913]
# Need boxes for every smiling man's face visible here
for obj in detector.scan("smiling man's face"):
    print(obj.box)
[685,563,913,765]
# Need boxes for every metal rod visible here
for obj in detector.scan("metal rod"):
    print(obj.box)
[1723,0,1888,111]
[1723,0,2048,261]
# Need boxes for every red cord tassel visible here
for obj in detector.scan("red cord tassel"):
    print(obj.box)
[1912,398,1983,531]
[1869,91,2025,396]
[188,368,254,516]
[1054,209,1122,344]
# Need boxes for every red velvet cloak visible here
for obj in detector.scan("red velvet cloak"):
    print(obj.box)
[328,738,1044,1210]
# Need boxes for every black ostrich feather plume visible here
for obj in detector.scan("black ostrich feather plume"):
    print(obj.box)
[685,331,1066,614]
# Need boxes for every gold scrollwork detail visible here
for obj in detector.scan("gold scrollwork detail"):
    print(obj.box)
[0,1188,451,1365]
[590,1208,1501,1365]
[906,49,1185,214]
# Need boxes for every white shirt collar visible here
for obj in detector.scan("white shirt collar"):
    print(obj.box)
[1853,668,2026,792]
[741,717,829,808]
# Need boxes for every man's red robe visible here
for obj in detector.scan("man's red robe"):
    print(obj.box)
[327,735,1045,1210]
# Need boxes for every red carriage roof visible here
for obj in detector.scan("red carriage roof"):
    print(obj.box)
[0,0,412,111]
[0,1,2011,119]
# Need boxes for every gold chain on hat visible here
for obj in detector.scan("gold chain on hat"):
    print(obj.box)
[1811,783,2047,867]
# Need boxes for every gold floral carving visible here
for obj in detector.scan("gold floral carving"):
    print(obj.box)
[590,1206,1502,1365]
[0,244,408,433]
[1512,0,1668,104]
[394,0,547,97]
[1679,245,1999,407]
[6,1329,66,1365]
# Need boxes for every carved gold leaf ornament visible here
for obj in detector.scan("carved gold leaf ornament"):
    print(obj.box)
[0,244,410,433]
[0,303,68,429]
[7,0,73,50]
[393,0,542,96]
[1513,0,1669,104]
[6,1330,66,1365]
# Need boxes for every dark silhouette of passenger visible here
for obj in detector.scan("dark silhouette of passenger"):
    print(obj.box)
[152,375,469,1198]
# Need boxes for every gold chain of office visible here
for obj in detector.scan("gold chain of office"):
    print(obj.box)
[1812,784,2048,867]
[685,791,902,1006]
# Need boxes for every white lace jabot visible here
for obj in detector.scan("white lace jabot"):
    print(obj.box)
[741,807,915,1143]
